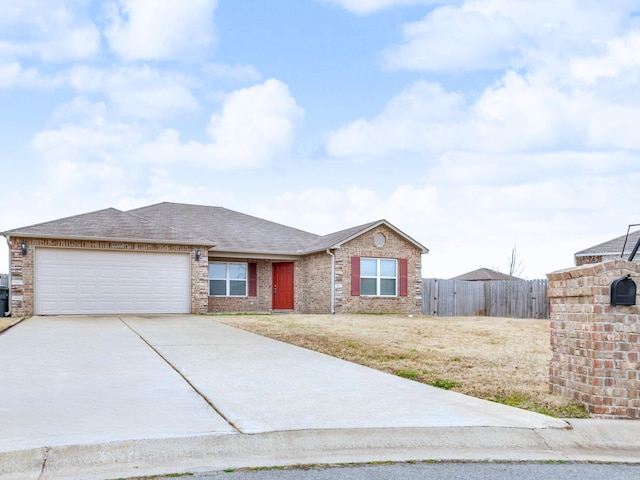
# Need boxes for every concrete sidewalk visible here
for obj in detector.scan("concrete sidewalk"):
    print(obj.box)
[1,316,639,480]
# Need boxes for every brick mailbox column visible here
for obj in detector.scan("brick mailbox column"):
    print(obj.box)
[547,260,640,419]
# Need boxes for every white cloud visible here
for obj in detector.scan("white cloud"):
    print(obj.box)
[327,68,640,162]
[0,62,50,88]
[326,81,465,157]
[384,5,525,71]
[320,0,458,15]
[0,0,100,62]
[104,0,217,61]
[571,30,640,84]
[383,0,633,72]
[430,151,640,187]
[202,63,262,82]
[66,65,200,119]
[32,79,303,176]
[137,79,303,170]
[202,78,304,168]
[31,109,141,165]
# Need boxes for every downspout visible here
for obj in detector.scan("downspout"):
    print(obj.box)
[4,235,11,317]
[326,249,335,314]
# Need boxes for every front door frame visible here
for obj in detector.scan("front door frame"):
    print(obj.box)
[272,262,294,310]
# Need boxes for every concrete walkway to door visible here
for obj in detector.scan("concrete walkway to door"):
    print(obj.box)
[1,315,639,480]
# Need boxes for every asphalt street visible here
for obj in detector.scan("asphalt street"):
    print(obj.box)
[148,462,640,480]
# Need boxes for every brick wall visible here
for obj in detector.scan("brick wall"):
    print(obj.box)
[547,260,640,419]
[8,237,208,317]
[207,258,272,313]
[334,225,423,315]
[299,251,333,314]
[8,237,32,317]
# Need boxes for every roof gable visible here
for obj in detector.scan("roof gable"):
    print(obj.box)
[306,219,429,254]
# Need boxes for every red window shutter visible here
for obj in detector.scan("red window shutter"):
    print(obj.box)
[248,262,257,297]
[351,256,360,296]
[399,258,408,297]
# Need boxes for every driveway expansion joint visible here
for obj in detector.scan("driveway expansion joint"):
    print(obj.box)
[37,446,50,480]
[119,317,242,434]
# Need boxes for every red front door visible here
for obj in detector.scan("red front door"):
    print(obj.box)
[272,262,294,310]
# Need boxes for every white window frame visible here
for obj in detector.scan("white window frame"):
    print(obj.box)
[360,258,398,297]
[209,262,248,297]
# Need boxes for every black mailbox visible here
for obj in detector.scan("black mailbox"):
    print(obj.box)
[610,276,637,306]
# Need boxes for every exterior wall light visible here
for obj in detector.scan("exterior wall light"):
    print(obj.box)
[20,240,27,256]
[195,248,201,261]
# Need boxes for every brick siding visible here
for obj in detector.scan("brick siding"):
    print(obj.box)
[335,225,423,315]
[299,251,333,314]
[207,258,272,313]
[547,260,640,419]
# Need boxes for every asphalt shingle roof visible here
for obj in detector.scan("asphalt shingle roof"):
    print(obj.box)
[128,202,320,255]
[575,229,640,259]
[2,202,429,256]
[304,221,382,253]
[2,208,213,246]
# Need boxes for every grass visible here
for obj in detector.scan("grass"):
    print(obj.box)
[216,313,590,418]
[0,317,23,334]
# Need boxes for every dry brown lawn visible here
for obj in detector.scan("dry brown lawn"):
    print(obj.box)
[0,317,21,333]
[216,314,589,418]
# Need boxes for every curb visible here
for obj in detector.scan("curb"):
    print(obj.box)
[2,421,640,480]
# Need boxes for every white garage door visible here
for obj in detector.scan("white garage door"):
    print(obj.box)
[35,249,191,315]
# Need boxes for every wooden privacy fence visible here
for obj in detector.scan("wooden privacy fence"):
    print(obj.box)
[422,278,549,318]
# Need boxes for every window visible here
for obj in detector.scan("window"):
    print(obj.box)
[209,262,247,296]
[360,258,397,296]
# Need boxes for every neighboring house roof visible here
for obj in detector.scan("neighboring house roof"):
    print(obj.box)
[575,229,640,261]
[2,208,214,246]
[450,268,521,281]
[2,202,429,256]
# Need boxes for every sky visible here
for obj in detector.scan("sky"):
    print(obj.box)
[2,0,640,279]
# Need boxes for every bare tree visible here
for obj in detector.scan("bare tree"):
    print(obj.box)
[507,244,525,278]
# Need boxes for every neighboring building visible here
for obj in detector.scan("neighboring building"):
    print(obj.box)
[574,229,640,266]
[450,267,521,281]
[1,202,428,317]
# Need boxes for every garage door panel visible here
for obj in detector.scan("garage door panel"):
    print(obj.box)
[35,249,191,315]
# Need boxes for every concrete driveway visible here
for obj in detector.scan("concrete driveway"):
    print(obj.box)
[1,315,638,480]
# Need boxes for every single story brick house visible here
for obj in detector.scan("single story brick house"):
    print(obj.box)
[574,228,640,266]
[2,202,428,317]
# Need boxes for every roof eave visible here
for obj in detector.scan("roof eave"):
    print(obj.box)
[208,248,305,258]
[3,232,216,248]
[575,251,627,257]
